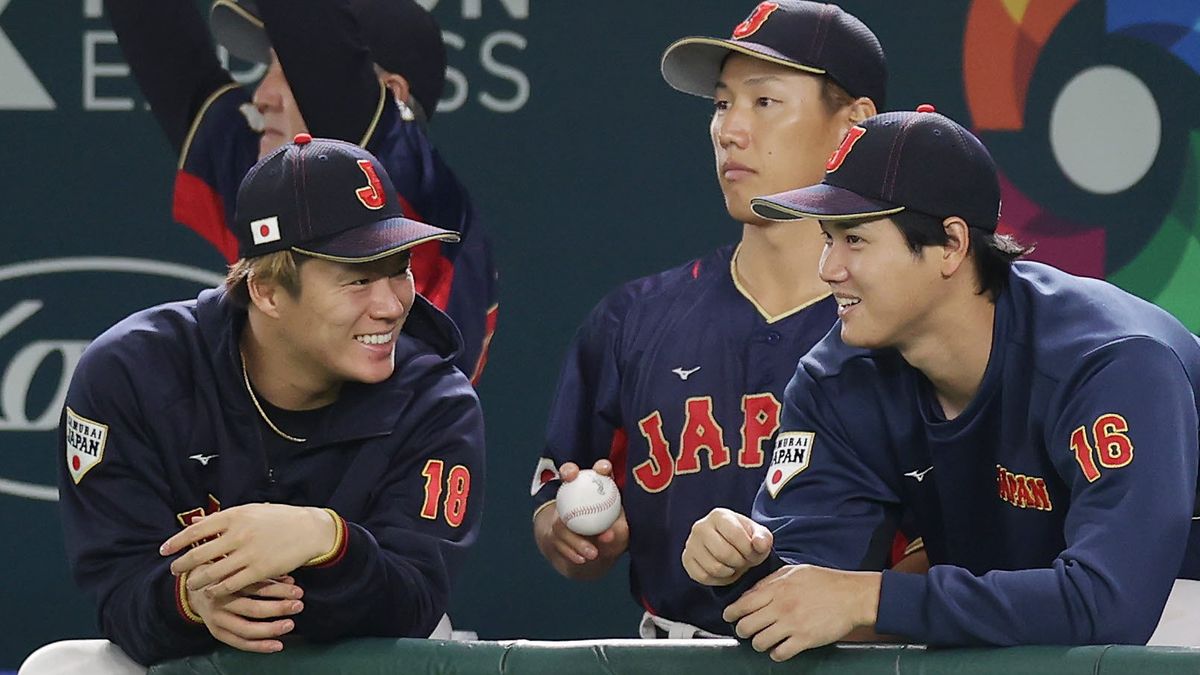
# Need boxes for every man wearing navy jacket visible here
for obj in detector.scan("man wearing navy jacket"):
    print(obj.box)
[683,108,1200,659]
[51,136,484,669]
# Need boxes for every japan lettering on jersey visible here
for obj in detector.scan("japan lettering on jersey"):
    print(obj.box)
[630,393,782,493]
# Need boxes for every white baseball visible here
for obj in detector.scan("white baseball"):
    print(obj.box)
[556,469,622,536]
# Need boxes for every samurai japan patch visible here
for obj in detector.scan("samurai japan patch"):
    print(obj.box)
[765,431,814,498]
[65,407,109,484]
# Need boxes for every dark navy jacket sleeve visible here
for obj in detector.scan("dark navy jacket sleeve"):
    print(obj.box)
[759,368,902,568]
[718,365,900,606]
[105,0,252,260]
[532,290,630,508]
[256,0,382,144]
[291,366,485,639]
[104,0,232,153]
[59,333,212,665]
[876,338,1198,645]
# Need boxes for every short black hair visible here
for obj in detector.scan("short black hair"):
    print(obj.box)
[889,209,1033,301]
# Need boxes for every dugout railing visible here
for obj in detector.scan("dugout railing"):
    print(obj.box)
[148,638,1200,674]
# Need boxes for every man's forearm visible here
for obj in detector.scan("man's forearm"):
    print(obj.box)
[105,0,232,152]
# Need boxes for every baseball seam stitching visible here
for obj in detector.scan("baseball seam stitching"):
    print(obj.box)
[561,491,620,523]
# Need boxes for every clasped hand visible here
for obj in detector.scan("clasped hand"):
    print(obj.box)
[681,507,773,586]
[722,563,882,662]
[159,503,337,653]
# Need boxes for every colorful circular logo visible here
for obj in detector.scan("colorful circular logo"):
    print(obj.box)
[963,0,1200,330]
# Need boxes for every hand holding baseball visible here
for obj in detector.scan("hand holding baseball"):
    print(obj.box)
[533,460,629,580]
[682,507,773,586]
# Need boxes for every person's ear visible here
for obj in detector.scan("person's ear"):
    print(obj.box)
[846,96,877,127]
[378,71,415,119]
[247,272,284,318]
[940,216,971,279]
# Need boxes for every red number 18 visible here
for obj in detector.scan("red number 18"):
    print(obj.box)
[420,459,472,527]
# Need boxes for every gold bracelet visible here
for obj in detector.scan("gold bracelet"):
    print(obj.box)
[304,508,346,567]
[176,572,204,625]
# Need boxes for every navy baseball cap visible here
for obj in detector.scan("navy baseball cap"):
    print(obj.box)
[661,1,887,108]
[210,0,447,120]
[751,107,1002,232]
[234,134,459,261]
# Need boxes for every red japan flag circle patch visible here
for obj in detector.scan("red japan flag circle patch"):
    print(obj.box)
[251,216,281,245]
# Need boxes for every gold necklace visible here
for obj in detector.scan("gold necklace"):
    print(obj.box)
[240,350,307,443]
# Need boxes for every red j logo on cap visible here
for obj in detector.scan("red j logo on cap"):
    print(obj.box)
[355,160,386,210]
[732,2,779,40]
[826,126,866,173]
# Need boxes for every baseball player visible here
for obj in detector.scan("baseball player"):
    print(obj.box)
[50,136,485,669]
[683,109,1200,659]
[104,0,498,383]
[531,1,891,638]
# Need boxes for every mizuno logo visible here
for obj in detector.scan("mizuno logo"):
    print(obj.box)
[671,366,701,381]
[904,466,934,482]
[189,454,219,466]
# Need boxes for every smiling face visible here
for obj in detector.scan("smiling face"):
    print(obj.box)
[710,54,853,225]
[268,252,415,393]
[818,217,946,350]
[252,51,310,159]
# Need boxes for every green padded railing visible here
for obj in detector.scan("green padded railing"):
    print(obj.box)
[149,638,1200,675]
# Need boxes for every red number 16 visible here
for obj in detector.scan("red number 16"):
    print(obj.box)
[1069,413,1134,482]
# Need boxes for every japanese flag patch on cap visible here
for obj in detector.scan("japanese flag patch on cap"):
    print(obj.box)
[65,407,109,484]
[765,431,814,498]
[250,216,281,245]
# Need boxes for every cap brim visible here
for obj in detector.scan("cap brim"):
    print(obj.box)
[751,184,905,222]
[210,0,270,65]
[291,217,460,263]
[661,37,825,97]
